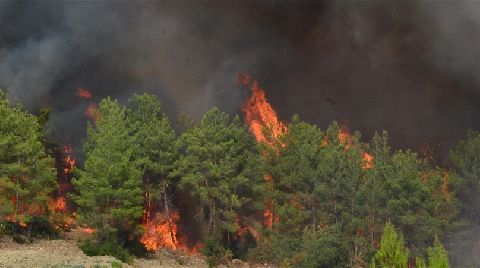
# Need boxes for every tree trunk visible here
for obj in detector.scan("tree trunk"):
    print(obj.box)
[209,201,216,235]
[163,178,176,246]
[15,176,19,214]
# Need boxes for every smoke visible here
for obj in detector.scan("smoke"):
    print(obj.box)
[0,1,480,162]
[2,1,480,264]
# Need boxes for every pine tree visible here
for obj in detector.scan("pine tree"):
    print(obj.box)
[426,236,450,268]
[370,221,409,268]
[72,97,143,244]
[0,91,56,230]
[450,129,480,222]
[126,93,178,241]
[173,107,262,239]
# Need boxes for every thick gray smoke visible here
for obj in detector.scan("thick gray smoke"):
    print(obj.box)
[0,1,480,163]
[2,2,480,265]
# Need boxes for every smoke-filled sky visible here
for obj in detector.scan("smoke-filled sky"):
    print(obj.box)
[1,1,479,162]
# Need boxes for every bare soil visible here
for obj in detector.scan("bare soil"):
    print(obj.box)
[0,228,264,268]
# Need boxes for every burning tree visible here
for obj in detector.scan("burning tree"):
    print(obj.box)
[71,97,143,246]
[0,91,56,231]
[173,108,263,247]
[125,93,179,251]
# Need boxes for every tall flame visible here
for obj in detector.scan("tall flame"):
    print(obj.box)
[239,73,287,145]
[239,73,286,229]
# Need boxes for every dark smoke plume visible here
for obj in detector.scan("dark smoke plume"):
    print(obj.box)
[2,1,480,265]
[1,1,480,162]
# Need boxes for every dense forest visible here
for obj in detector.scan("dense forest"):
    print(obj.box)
[1,84,479,268]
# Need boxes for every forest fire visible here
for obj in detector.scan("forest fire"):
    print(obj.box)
[140,208,200,254]
[54,144,76,215]
[239,73,286,229]
[239,73,375,231]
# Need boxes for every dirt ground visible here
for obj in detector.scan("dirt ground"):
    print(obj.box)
[0,228,263,268]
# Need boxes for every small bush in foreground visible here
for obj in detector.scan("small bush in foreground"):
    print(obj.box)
[79,238,133,264]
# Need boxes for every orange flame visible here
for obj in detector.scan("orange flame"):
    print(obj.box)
[62,144,76,175]
[141,211,179,251]
[140,192,200,254]
[76,87,101,123]
[76,88,93,99]
[85,103,101,123]
[363,152,374,169]
[239,73,287,229]
[337,128,374,169]
[54,197,67,213]
[239,73,287,145]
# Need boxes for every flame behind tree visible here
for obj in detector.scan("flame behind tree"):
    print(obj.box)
[172,107,263,247]
[0,90,56,228]
[238,73,287,229]
[338,126,374,169]
[125,94,185,252]
[71,98,144,247]
[76,88,101,123]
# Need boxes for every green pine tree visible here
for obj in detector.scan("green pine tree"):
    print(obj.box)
[72,97,143,244]
[426,236,450,268]
[173,107,262,240]
[370,221,409,268]
[0,90,56,230]
[126,93,178,241]
[450,129,480,222]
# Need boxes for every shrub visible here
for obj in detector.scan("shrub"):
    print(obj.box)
[111,261,122,268]
[201,236,230,267]
[298,225,348,268]
[79,238,134,264]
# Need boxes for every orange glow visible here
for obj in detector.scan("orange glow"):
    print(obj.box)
[62,144,76,175]
[85,103,101,123]
[441,171,451,200]
[76,88,93,99]
[76,87,101,123]
[339,127,354,148]
[363,152,374,169]
[54,197,67,213]
[236,215,248,237]
[337,128,374,169]
[78,226,95,234]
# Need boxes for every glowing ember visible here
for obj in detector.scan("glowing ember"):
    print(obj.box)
[81,227,95,234]
[62,144,76,175]
[363,152,374,169]
[76,88,93,99]
[337,128,374,169]
[339,127,354,148]
[85,103,101,123]
[54,197,67,213]
[76,87,101,123]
